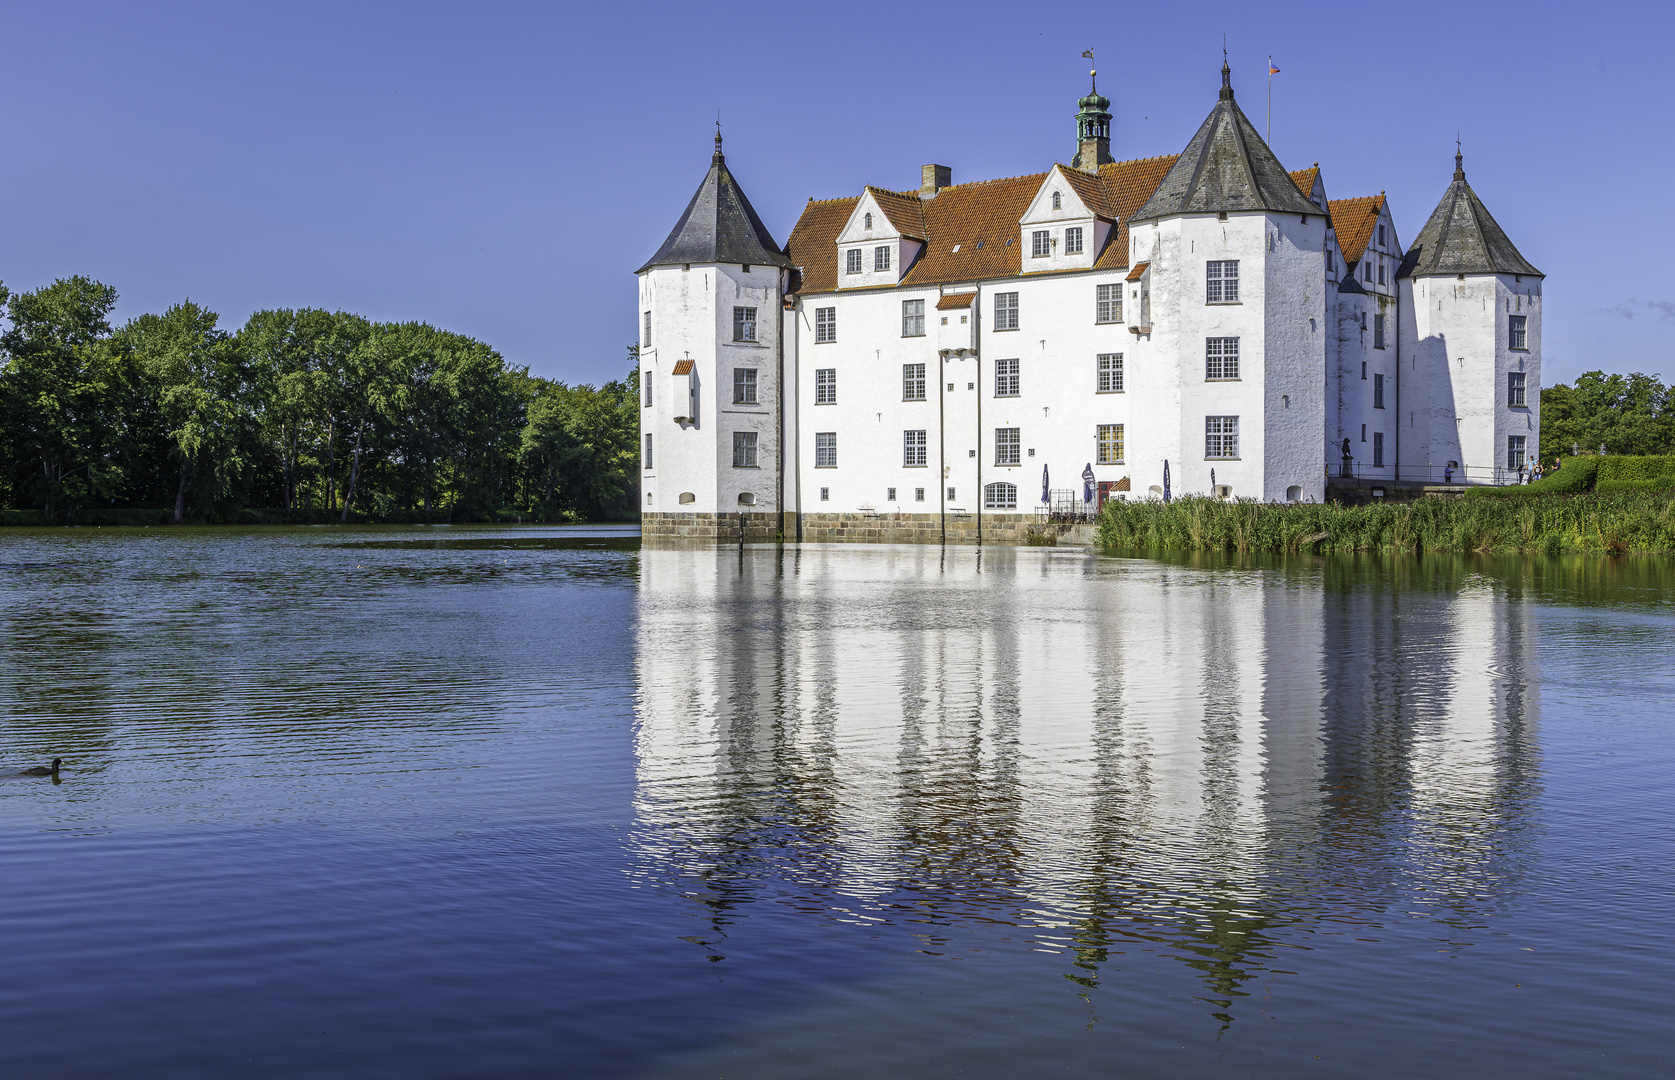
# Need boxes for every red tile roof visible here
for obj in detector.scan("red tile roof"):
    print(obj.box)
[672,359,694,375]
[1330,195,1386,266]
[866,186,927,239]
[1125,261,1150,281]
[935,293,976,309]
[1290,166,1322,207]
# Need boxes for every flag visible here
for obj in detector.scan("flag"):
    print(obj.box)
[1269,63,1280,74]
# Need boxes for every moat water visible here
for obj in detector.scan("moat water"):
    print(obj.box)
[1,526,1671,1077]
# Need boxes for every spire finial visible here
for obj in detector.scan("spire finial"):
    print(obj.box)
[713,114,724,165]
[1082,48,1097,93]
[1220,45,1234,101]
[1454,135,1464,181]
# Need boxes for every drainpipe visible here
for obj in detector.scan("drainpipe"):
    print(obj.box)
[1393,255,1402,484]
[974,287,983,549]
[938,319,947,546]
[775,272,786,540]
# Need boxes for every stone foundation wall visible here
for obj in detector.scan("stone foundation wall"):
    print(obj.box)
[643,511,1100,546]
[642,511,782,543]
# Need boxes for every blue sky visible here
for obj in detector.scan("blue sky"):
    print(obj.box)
[0,0,1668,388]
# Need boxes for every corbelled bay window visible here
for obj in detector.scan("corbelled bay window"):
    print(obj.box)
[1065,227,1083,255]
[1096,283,1122,323]
[994,291,1019,330]
[904,429,927,467]
[1097,423,1124,465]
[815,432,837,468]
[733,306,757,342]
[815,307,836,343]
[1207,260,1239,303]
[733,367,757,404]
[1206,337,1240,380]
[732,431,758,468]
[902,363,926,401]
[1097,353,1123,393]
[995,358,1019,397]
[1205,416,1240,458]
[995,428,1020,466]
[814,368,836,405]
[902,299,925,337]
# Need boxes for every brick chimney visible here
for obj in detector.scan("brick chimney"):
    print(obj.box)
[920,164,951,196]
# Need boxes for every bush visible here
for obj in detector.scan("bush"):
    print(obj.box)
[1596,475,1675,494]
[1598,455,1675,484]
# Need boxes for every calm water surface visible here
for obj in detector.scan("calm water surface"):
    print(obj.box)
[1,526,1671,1077]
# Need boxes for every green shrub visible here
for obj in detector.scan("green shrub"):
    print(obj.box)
[1596,475,1675,494]
[1597,455,1675,484]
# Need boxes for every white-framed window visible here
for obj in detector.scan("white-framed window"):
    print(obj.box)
[947,486,956,502]
[733,430,758,468]
[814,368,836,404]
[1373,313,1386,349]
[845,249,862,275]
[902,363,926,401]
[1509,315,1528,350]
[643,433,653,469]
[995,358,1019,397]
[1509,371,1527,407]
[984,482,1017,509]
[733,367,757,404]
[820,486,830,501]
[642,367,652,407]
[995,428,1020,466]
[1508,434,1527,469]
[1373,432,1384,467]
[887,487,897,501]
[1031,230,1050,258]
[902,299,925,337]
[1207,260,1239,303]
[915,487,925,502]
[904,429,927,466]
[1097,352,1123,393]
[1206,337,1240,380]
[1378,223,1386,247]
[1097,423,1124,465]
[1363,261,1373,282]
[875,245,892,272]
[1378,261,1386,285]
[863,212,872,229]
[815,432,837,468]
[1096,283,1122,324]
[1373,373,1384,409]
[1205,416,1239,458]
[815,307,836,343]
[1065,227,1083,255]
[733,306,757,342]
[994,291,1018,330]
[1051,191,1061,210]
[642,310,651,345]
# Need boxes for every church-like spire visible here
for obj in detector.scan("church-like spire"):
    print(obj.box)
[1220,54,1234,101]
[637,132,791,274]
[1072,56,1113,171]
[1453,145,1465,181]
[1397,148,1541,279]
[713,121,725,166]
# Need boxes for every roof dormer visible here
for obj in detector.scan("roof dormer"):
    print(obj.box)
[835,187,925,288]
[1018,165,1115,273]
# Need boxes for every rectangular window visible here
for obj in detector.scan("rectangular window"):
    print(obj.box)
[1373,313,1386,349]
[1378,261,1386,285]
[642,367,652,407]
[947,486,956,502]
[1362,361,1367,380]
[1097,423,1124,465]
[915,488,925,502]
[1508,434,1527,470]
[642,310,651,345]
[733,367,757,404]
[1031,230,1050,257]
[1097,352,1124,393]
[995,428,1021,466]
[984,482,1017,509]
[732,306,757,342]
[1327,250,1335,274]
[904,429,927,466]
[643,432,654,470]
[814,368,836,405]
[820,486,830,501]
[1378,224,1386,247]
[1064,227,1083,255]
[994,291,1019,330]
[1363,261,1372,282]
[887,487,897,502]
[902,299,925,337]
[815,307,836,343]
[845,249,862,275]
[902,363,926,401]
[995,358,1019,397]
[1206,260,1240,303]
[1509,371,1527,407]
[1373,373,1385,409]
[1096,283,1123,324]
[1372,432,1384,468]
[1205,416,1240,458]
[875,245,892,272]
[1206,337,1240,380]
[733,430,758,468]
[815,432,837,468]
[1509,314,1528,350]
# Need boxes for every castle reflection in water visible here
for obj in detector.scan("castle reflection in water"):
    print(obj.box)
[630,544,1540,1009]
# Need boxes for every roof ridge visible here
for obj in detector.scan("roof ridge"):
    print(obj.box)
[805,195,862,205]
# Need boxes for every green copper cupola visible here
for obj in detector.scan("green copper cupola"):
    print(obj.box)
[1072,67,1113,171]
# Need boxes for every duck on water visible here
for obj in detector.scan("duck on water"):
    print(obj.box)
[20,758,62,776]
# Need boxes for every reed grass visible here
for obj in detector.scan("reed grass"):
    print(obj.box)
[1097,490,1675,554]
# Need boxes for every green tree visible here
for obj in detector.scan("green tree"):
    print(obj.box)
[1541,371,1675,462]
[520,347,640,520]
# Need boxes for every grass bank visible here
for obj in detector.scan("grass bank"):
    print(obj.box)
[1098,490,1675,554]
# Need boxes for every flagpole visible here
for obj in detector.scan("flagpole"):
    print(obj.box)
[1267,54,1272,143]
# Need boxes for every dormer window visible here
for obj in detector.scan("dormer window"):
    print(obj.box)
[875,245,891,272]
[1052,191,1061,211]
[1031,230,1050,258]
[1065,227,1083,255]
[846,249,863,275]
[864,212,873,230]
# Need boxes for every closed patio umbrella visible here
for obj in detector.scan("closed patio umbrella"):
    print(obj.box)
[1163,459,1171,503]
[1041,463,1050,505]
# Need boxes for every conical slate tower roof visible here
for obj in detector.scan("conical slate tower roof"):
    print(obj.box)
[1129,63,1318,223]
[637,132,791,274]
[1397,152,1541,279]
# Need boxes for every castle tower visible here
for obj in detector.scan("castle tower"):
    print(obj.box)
[1071,69,1113,170]
[636,131,793,539]
[1397,150,1543,482]
[1123,60,1328,502]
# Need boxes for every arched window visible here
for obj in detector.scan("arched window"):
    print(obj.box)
[864,212,873,229]
[984,482,1017,510]
[1051,191,1061,211]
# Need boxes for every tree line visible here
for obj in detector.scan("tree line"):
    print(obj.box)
[0,276,640,523]
[1541,371,1675,464]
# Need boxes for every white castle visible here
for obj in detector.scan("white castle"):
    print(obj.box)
[636,63,1543,542]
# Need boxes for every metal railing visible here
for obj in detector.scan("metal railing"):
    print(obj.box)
[1328,462,1535,486]
[1045,489,1104,521]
